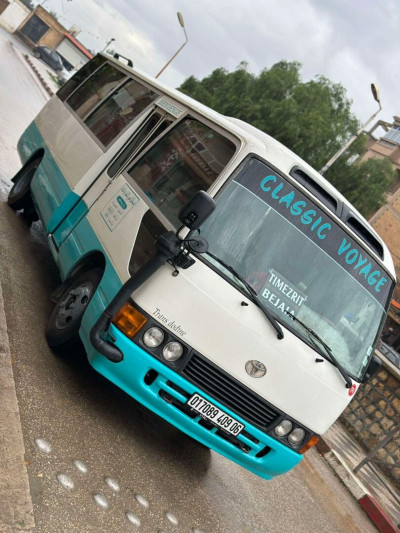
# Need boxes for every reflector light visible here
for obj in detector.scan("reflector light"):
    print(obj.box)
[299,436,319,454]
[112,302,147,338]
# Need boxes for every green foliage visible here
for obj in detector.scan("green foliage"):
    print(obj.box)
[49,10,59,22]
[178,61,395,217]
[20,0,34,10]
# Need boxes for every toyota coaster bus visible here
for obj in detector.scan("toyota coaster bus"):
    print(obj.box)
[7,53,395,480]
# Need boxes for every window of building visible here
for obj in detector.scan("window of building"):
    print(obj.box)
[384,125,400,144]
[127,118,236,226]
[84,78,159,146]
[21,15,49,43]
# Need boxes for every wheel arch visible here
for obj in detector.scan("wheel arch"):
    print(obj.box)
[51,251,106,303]
[12,149,45,183]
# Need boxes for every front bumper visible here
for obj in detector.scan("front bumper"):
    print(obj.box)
[85,325,301,480]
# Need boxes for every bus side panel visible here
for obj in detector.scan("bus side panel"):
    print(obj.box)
[18,121,81,233]
[34,96,102,191]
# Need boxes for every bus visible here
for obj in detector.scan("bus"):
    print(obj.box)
[8,53,395,480]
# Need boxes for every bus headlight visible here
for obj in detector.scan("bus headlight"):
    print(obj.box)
[288,428,306,445]
[162,341,184,361]
[143,327,164,348]
[274,419,293,437]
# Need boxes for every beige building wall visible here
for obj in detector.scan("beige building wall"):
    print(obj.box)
[365,118,400,275]
[16,5,67,49]
[0,0,30,33]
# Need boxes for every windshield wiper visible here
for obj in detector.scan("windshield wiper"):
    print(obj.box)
[205,251,284,340]
[285,311,352,389]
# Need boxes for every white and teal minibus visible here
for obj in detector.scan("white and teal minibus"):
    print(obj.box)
[8,53,395,480]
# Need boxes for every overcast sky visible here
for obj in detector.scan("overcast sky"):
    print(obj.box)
[37,0,399,127]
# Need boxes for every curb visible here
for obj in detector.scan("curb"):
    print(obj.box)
[9,41,50,101]
[24,55,54,97]
[316,437,399,533]
[0,275,35,531]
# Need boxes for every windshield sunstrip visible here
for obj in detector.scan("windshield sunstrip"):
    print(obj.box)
[235,159,391,307]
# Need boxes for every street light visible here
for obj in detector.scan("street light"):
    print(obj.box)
[155,12,188,78]
[101,37,115,53]
[319,83,382,175]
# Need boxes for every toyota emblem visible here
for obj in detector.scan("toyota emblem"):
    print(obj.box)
[245,360,267,378]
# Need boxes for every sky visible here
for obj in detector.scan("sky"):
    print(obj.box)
[36,0,399,128]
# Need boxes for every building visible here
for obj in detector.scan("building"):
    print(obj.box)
[365,118,400,347]
[0,0,30,33]
[16,5,92,70]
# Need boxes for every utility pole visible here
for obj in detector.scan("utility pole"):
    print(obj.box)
[320,84,382,175]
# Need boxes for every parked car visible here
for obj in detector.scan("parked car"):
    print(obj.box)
[32,45,63,71]
[378,341,400,369]
[57,68,74,85]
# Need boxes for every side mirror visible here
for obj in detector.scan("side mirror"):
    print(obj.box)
[361,354,382,383]
[178,191,216,230]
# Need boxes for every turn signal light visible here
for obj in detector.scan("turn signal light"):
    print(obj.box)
[112,302,147,339]
[299,436,319,454]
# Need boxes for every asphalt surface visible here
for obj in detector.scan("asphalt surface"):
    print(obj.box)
[0,27,379,533]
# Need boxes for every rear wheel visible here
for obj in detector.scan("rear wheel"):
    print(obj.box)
[8,160,39,211]
[45,268,103,349]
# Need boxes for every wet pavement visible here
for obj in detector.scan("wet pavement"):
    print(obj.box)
[0,27,380,532]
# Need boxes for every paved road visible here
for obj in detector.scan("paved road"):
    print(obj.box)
[0,28,378,533]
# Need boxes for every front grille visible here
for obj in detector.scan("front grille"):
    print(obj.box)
[181,354,281,431]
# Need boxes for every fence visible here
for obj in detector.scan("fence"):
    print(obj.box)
[340,354,400,490]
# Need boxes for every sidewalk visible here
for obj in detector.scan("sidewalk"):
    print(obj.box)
[317,421,400,532]
[7,32,59,98]
[0,274,35,531]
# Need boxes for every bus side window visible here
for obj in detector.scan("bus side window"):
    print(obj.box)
[127,117,236,227]
[58,55,107,102]
[84,78,159,147]
[107,113,173,178]
[66,63,127,119]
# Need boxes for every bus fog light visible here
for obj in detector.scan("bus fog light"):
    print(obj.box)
[143,327,164,348]
[288,428,306,445]
[274,420,293,437]
[162,341,184,361]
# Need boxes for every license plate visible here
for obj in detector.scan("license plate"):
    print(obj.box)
[187,393,244,436]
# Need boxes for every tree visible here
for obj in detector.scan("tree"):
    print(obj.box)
[178,61,395,218]
[20,0,34,9]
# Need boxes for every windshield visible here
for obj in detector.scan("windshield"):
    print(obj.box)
[200,157,393,380]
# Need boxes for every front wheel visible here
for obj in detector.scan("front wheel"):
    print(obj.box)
[8,160,39,211]
[45,268,103,349]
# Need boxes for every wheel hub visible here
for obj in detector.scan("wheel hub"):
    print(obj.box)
[55,284,92,329]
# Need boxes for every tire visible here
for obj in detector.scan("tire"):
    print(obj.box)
[7,160,39,211]
[33,51,41,59]
[45,268,103,349]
